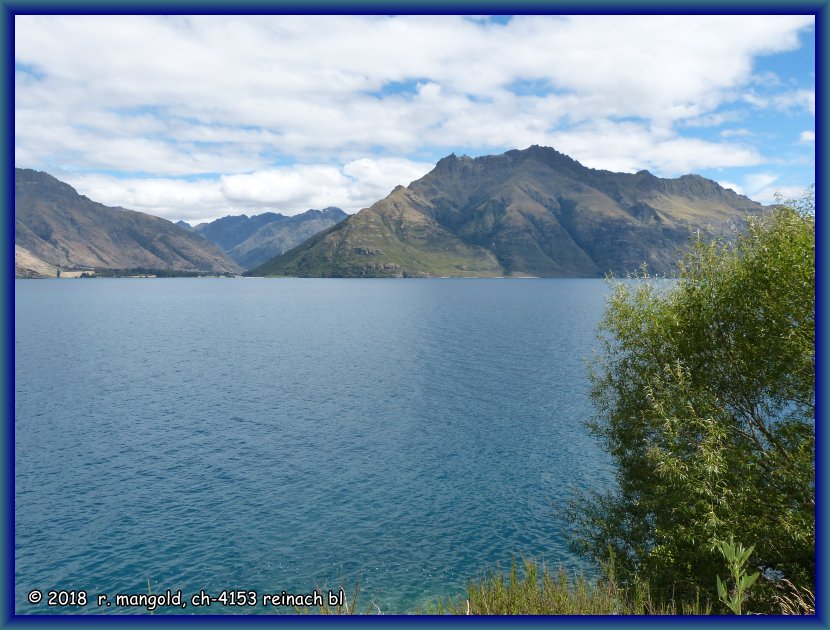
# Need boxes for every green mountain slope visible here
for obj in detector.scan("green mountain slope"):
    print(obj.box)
[254,186,502,277]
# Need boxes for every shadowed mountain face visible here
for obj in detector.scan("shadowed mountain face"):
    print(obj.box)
[251,146,765,278]
[193,207,347,270]
[14,169,242,274]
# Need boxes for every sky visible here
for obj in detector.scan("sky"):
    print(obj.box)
[14,15,816,225]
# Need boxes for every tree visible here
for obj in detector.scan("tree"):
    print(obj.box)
[571,190,815,611]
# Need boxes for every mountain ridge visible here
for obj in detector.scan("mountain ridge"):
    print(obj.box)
[194,207,347,269]
[14,168,243,274]
[251,146,764,278]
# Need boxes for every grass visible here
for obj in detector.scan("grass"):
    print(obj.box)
[771,578,816,615]
[292,558,711,615]
[160,555,813,616]
[420,558,710,615]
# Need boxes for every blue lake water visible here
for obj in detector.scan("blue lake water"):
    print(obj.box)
[14,278,616,614]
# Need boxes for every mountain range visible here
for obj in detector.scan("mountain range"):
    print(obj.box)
[15,146,766,280]
[14,168,242,276]
[251,146,765,278]
[189,207,347,269]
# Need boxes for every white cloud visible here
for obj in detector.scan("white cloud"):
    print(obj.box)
[220,167,349,207]
[744,173,780,196]
[750,184,811,205]
[60,157,435,224]
[729,173,811,205]
[773,89,815,114]
[60,173,229,225]
[343,157,435,201]
[717,181,744,195]
[14,14,815,219]
[681,111,745,128]
[16,15,814,164]
[720,128,754,138]
[545,120,763,175]
[799,130,815,143]
[743,88,815,114]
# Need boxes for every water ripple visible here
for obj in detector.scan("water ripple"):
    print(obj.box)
[15,278,616,614]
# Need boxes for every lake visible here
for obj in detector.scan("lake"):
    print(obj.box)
[14,278,616,614]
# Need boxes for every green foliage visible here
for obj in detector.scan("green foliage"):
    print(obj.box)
[422,557,709,615]
[715,536,760,615]
[571,191,815,610]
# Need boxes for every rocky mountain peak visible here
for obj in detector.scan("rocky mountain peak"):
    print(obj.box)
[251,146,765,279]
